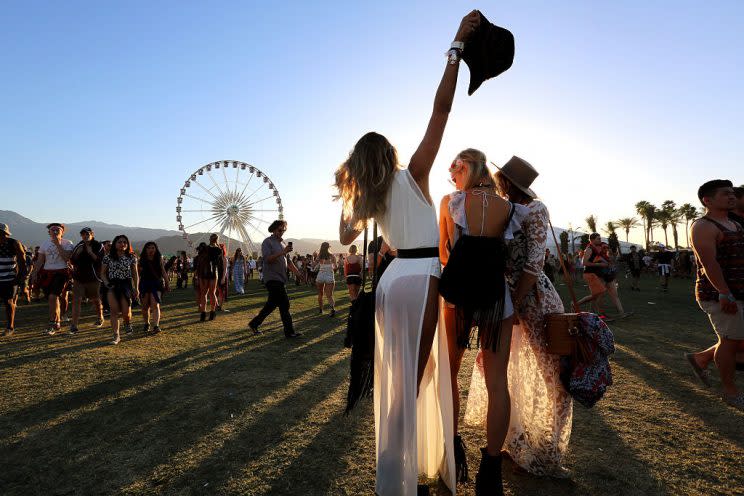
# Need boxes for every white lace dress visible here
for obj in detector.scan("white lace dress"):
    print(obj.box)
[374,168,456,495]
[464,200,574,477]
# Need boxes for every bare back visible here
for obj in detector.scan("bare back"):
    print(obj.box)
[463,189,511,237]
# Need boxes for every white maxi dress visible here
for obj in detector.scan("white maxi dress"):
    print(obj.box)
[374,168,456,495]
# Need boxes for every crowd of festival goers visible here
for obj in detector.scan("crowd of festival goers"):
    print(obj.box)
[0,222,365,344]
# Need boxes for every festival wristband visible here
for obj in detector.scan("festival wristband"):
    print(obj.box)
[719,293,737,303]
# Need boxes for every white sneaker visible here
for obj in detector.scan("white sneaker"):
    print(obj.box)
[111,334,121,345]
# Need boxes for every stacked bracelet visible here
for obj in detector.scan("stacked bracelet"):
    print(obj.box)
[446,41,464,65]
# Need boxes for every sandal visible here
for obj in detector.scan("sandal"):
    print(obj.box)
[685,353,711,387]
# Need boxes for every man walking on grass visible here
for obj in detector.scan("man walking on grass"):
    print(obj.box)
[69,227,105,335]
[687,180,744,410]
[0,223,28,336]
[626,245,643,291]
[247,220,304,338]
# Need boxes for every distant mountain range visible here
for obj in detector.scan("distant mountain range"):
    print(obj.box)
[0,210,358,256]
[0,209,641,257]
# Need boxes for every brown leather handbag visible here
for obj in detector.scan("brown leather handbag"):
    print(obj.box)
[543,219,585,357]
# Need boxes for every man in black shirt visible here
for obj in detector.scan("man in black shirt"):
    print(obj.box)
[656,248,674,292]
[69,227,104,334]
[625,245,643,291]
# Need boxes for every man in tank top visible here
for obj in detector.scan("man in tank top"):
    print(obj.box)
[0,223,28,335]
[688,180,744,410]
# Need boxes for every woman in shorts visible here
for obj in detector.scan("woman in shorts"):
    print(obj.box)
[343,245,363,301]
[101,235,139,344]
[313,242,337,316]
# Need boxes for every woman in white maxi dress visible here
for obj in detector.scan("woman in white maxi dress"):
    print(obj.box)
[374,168,455,494]
[335,12,483,495]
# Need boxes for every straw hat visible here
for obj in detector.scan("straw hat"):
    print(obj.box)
[492,156,538,198]
[0,223,10,236]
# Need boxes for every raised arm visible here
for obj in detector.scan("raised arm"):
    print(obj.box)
[408,10,480,197]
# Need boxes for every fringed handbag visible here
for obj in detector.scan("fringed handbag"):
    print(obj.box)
[344,223,379,414]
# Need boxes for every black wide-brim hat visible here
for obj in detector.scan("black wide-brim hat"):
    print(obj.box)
[461,12,515,95]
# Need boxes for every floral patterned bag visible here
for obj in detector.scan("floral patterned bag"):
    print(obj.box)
[559,313,615,408]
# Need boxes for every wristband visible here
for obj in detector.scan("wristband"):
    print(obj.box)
[450,41,465,51]
[446,48,461,65]
[719,293,737,303]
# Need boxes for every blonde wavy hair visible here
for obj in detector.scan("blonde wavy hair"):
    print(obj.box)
[334,132,399,227]
[454,148,494,190]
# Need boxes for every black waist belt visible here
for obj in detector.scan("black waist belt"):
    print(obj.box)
[396,247,439,259]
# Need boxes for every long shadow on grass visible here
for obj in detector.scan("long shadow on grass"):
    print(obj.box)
[492,403,671,496]
[0,338,112,371]
[147,352,350,494]
[614,345,744,448]
[0,330,249,426]
[261,403,373,495]
[0,326,348,495]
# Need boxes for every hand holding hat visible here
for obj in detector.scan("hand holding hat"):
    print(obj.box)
[454,10,482,43]
[461,11,515,95]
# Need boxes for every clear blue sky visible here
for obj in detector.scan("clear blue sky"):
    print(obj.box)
[2,1,742,244]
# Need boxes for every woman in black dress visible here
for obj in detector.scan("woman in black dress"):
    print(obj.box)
[138,242,169,334]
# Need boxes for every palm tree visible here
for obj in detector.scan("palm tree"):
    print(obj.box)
[661,200,680,250]
[617,217,639,243]
[655,209,671,247]
[585,215,598,234]
[635,201,656,249]
[603,221,620,254]
[678,203,699,248]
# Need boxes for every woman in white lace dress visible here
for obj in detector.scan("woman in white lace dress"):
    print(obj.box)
[335,12,482,495]
[465,157,573,477]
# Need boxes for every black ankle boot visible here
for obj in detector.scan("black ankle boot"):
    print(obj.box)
[454,434,469,483]
[209,311,216,321]
[200,311,206,322]
[475,448,503,496]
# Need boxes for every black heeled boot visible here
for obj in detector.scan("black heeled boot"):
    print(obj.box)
[454,434,469,483]
[475,447,503,496]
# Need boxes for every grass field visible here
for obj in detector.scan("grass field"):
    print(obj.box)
[1,274,743,495]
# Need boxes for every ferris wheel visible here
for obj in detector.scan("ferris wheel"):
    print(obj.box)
[176,160,284,255]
